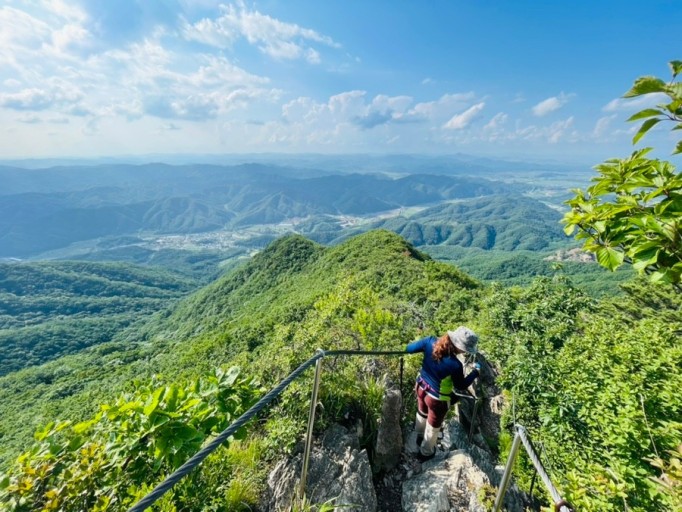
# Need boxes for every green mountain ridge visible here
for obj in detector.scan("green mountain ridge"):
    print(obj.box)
[0,230,679,511]
[0,230,479,468]
[334,194,569,251]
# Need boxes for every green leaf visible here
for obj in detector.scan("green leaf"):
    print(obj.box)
[175,424,201,442]
[595,246,625,271]
[624,77,667,98]
[632,118,661,145]
[223,366,241,387]
[143,388,165,416]
[674,140,682,155]
[670,60,682,78]
[626,109,662,122]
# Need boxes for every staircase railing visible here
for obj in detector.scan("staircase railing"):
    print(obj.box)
[128,349,408,512]
[493,424,574,512]
[129,348,568,512]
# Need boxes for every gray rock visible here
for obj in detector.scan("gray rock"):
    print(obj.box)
[401,420,525,512]
[374,388,403,472]
[458,355,503,449]
[402,450,488,512]
[267,424,377,512]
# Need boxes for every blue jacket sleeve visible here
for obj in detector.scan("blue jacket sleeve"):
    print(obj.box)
[451,362,479,390]
[462,369,479,389]
[406,337,427,354]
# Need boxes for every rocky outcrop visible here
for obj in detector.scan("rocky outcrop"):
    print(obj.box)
[402,421,525,512]
[267,424,377,511]
[402,450,491,512]
[544,247,595,263]
[374,388,403,472]
[457,355,503,449]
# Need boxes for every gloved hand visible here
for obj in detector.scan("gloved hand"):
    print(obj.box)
[474,362,481,371]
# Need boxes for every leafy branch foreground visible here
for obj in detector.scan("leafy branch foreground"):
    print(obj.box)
[564,60,682,284]
[0,368,261,511]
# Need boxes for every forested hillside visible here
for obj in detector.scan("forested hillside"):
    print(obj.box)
[0,231,680,511]
[339,195,569,250]
[0,261,197,375]
[424,246,633,296]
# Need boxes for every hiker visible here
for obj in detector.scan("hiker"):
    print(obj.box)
[407,326,481,460]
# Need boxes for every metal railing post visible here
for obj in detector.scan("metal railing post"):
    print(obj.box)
[468,397,480,442]
[298,350,324,502]
[492,430,522,512]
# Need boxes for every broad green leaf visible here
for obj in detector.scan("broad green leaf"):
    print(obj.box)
[595,246,625,271]
[177,398,201,413]
[626,109,662,122]
[223,366,241,387]
[632,258,652,273]
[674,140,682,155]
[668,82,682,99]
[73,420,95,435]
[623,77,666,97]
[34,422,56,441]
[143,388,165,416]
[632,118,661,145]
[175,424,202,442]
[670,60,682,78]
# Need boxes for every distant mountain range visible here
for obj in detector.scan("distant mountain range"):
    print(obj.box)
[0,163,526,258]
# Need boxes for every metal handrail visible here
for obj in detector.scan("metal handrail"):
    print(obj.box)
[493,424,574,512]
[128,349,409,512]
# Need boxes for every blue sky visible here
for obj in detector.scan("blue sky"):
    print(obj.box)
[0,0,679,162]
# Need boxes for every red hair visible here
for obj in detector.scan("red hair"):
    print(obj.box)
[432,334,455,362]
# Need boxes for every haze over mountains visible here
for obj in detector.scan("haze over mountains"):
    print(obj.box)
[0,154,583,261]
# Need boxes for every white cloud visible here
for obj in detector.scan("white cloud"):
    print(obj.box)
[0,80,83,111]
[183,2,339,63]
[443,102,485,130]
[406,92,477,122]
[50,23,91,54]
[602,93,668,112]
[306,48,321,64]
[531,92,572,117]
[593,115,617,138]
[3,79,22,88]
[514,116,576,144]
[483,112,508,131]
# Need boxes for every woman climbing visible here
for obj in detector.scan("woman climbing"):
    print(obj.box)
[407,326,481,460]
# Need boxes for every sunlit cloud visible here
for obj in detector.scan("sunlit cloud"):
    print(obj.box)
[602,93,668,112]
[182,1,340,63]
[483,112,508,131]
[593,115,617,138]
[443,102,485,130]
[531,93,572,117]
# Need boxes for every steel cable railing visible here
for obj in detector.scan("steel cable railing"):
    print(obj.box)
[128,349,407,512]
[129,349,571,512]
[493,424,574,512]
